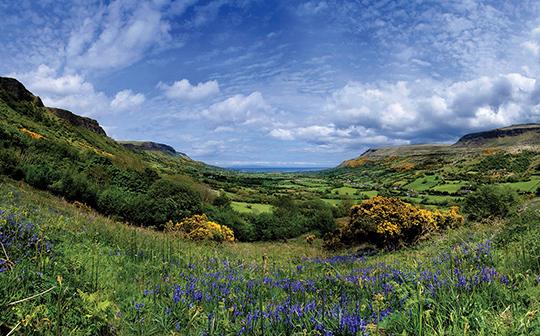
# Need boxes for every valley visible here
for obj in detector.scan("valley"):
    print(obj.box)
[1,77,540,335]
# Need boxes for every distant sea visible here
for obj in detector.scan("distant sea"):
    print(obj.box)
[227,167,331,173]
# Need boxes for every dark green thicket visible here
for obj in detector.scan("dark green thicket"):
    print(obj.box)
[462,185,520,220]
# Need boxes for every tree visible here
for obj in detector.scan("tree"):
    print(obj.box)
[463,185,519,220]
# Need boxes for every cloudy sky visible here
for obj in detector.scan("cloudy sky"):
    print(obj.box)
[2,0,540,167]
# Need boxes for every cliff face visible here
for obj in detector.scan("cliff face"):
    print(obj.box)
[0,77,44,107]
[49,108,107,136]
[454,124,540,146]
[121,142,177,155]
[0,76,107,137]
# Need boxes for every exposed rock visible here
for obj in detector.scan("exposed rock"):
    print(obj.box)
[454,124,540,146]
[0,77,44,107]
[49,108,107,136]
[120,141,189,157]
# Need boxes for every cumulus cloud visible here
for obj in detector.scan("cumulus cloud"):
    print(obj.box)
[110,89,145,111]
[10,64,148,116]
[158,79,219,100]
[201,91,273,125]
[10,64,109,116]
[270,73,540,151]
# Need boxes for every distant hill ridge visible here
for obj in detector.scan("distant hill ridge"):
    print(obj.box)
[0,76,190,158]
[454,124,540,146]
[339,123,540,168]
[119,141,189,158]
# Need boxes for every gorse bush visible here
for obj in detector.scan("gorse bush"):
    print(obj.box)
[326,196,463,249]
[165,214,235,242]
[463,185,520,221]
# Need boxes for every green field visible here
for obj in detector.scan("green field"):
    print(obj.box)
[499,177,540,193]
[405,175,441,191]
[330,186,359,195]
[321,198,363,206]
[431,181,469,193]
[231,201,273,213]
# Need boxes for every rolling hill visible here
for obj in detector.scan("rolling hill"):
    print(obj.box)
[339,124,540,167]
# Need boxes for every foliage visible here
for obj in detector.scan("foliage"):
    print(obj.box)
[463,185,520,220]
[204,204,255,241]
[326,196,463,249]
[165,214,235,242]
[3,181,540,335]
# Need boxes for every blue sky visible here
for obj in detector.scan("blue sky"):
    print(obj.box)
[2,0,540,167]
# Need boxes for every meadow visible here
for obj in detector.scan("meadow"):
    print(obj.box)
[2,177,540,335]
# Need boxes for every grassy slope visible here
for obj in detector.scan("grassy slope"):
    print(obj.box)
[1,177,540,335]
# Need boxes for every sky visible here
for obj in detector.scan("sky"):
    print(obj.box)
[2,0,540,167]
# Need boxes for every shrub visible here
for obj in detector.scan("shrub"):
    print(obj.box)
[462,185,519,221]
[142,179,203,228]
[204,205,255,241]
[23,163,58,189]
[165,214,235,242]
[97,186,136,218]
[325,196,463,249]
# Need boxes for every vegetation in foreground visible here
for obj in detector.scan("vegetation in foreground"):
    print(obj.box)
[1,178,540,335]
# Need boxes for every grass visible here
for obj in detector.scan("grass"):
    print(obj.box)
[1,177,540,335]
[321,198,363,206]
[331,186,359,195]
[405,175,441,191]
[499,177,540,193]
[230,201,273,214]
[431,181,469,194]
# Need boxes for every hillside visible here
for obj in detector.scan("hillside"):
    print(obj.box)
[0,76,224,229]
[2,174,540,335]
[339,124,540,167]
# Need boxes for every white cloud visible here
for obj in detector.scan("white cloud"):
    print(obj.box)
[10,64,148,117]
[201,91,273,125]
[269,128,294,140]
[158,79,219,100]
[271,73,540,151]
[10,64,109,116]
[66,1,172,71]
[110,89,145,111]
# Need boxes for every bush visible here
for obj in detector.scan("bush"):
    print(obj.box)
[23,164,58,189]
[325,196,463,249]
[97,186,136,218]
[204,205,255,241]
[165,214,235,242]
[141,179,203,228]
[298,199,336,235]
[50,169,97,206]
[462,185,519,221]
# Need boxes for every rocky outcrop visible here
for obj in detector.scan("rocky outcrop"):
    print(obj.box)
[120,141,188,157]
[454,124,540,146]
[49,108,107,136]
[0,77,44,107]
[0,76,107,137]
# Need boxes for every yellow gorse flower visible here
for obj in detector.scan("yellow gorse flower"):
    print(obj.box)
[165,214,235,243]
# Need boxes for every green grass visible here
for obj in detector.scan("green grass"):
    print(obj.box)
[405,175,441,191]
[321,198,363,206]
[2,178,540,335]
[360,190,378,198]
[330,186,359,195]
[499,177,540,193]
[231,201,273,213]
[431,181,469,193]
